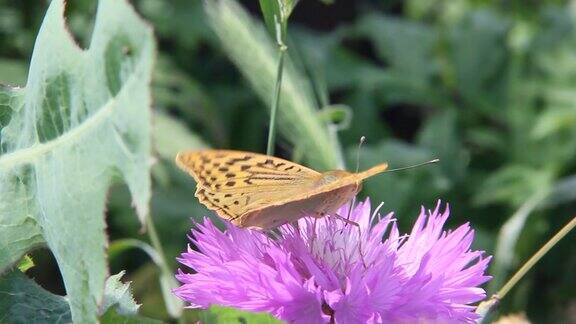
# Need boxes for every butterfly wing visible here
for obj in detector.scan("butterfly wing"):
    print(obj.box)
[238,179,360,229]
[175,150,320,220]
[237,164,388,229]
[246,164,389,213]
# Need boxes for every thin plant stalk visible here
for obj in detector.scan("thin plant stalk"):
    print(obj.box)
[498,214,576,298]
[266,44,286,156]
[145,214,185,323]
[145,213,170,279]
[476,214,576,318]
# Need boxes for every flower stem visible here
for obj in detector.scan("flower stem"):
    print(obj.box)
[498,214,576,298]
[266,44,287,156]
[146,213,170,275]
[477,214,576,317]
[145,213,184,321]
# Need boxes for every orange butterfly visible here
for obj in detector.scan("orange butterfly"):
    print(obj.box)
[175,150,389,230]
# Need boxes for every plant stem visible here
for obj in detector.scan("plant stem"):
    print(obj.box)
[498,214,576,298]
[146,214,170,274]
[266,44,286,156]
[145,214,184,322]
[477,214,576,317]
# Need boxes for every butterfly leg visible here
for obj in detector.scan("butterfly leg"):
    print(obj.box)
[332,213,359,227]
[334,213,368,269]
[344,197,357,228]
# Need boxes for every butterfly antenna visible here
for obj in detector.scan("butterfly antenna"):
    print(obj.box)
[384,159,440,173]
[355,136,366,173]
[347,137,366,221]
[357,158,439,180]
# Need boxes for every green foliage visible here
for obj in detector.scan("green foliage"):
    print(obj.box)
[101,271,140,316]
[17,254,34,272]
[100,309,163,324]
[109,238,184,318]
[0,0,575,322]
[200,305,282,324]
[0,270,150,323]
[0,270,72,323]
[0,0,154,322]
[206,0,343,169]
[259,0,299,40]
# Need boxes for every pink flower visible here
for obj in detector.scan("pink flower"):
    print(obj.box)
[174,200,491,323]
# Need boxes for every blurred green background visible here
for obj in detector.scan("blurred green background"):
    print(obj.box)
[1,0,575,322]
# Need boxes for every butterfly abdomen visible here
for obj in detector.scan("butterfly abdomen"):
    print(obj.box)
[315,183,360,217]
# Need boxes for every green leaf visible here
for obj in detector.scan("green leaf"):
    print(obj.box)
[281,0,299,18]
[17,254,34,272]
[531,106,576,139]
[0,270,157,324]
[259,0,299,41]
[101,271,140,316]
[0,0,155,322]
[0,87,45,270]
[259,0,283,40]
[0,58,28,86]
[100,308,163,324]
[200,305,282,324]
[0,270,72,323]
[488,189,550,294]
[205,0,342,170]
[357,14,437,83]
[109,239,184,318]
[417,110,469,185]
[540,175,576,209]
[474,166,553,207]
[448,10,509,99]
[317,104,352,130]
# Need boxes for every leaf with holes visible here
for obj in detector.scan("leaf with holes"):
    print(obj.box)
[0,270,154,323]
[0,0,154,322]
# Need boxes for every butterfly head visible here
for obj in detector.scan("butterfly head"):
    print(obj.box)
[314,170,363,197]
[316,170,352,186]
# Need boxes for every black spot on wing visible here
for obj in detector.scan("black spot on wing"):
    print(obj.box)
[225,156,253,166]
[251,176,297,181]
[198,174,208,183]
[232,156,252,162]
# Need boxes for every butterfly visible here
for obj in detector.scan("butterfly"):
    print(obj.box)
[175,150,388,230]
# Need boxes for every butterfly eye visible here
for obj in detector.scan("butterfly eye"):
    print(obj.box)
[320,175,338,184]
[317,171,345,186]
